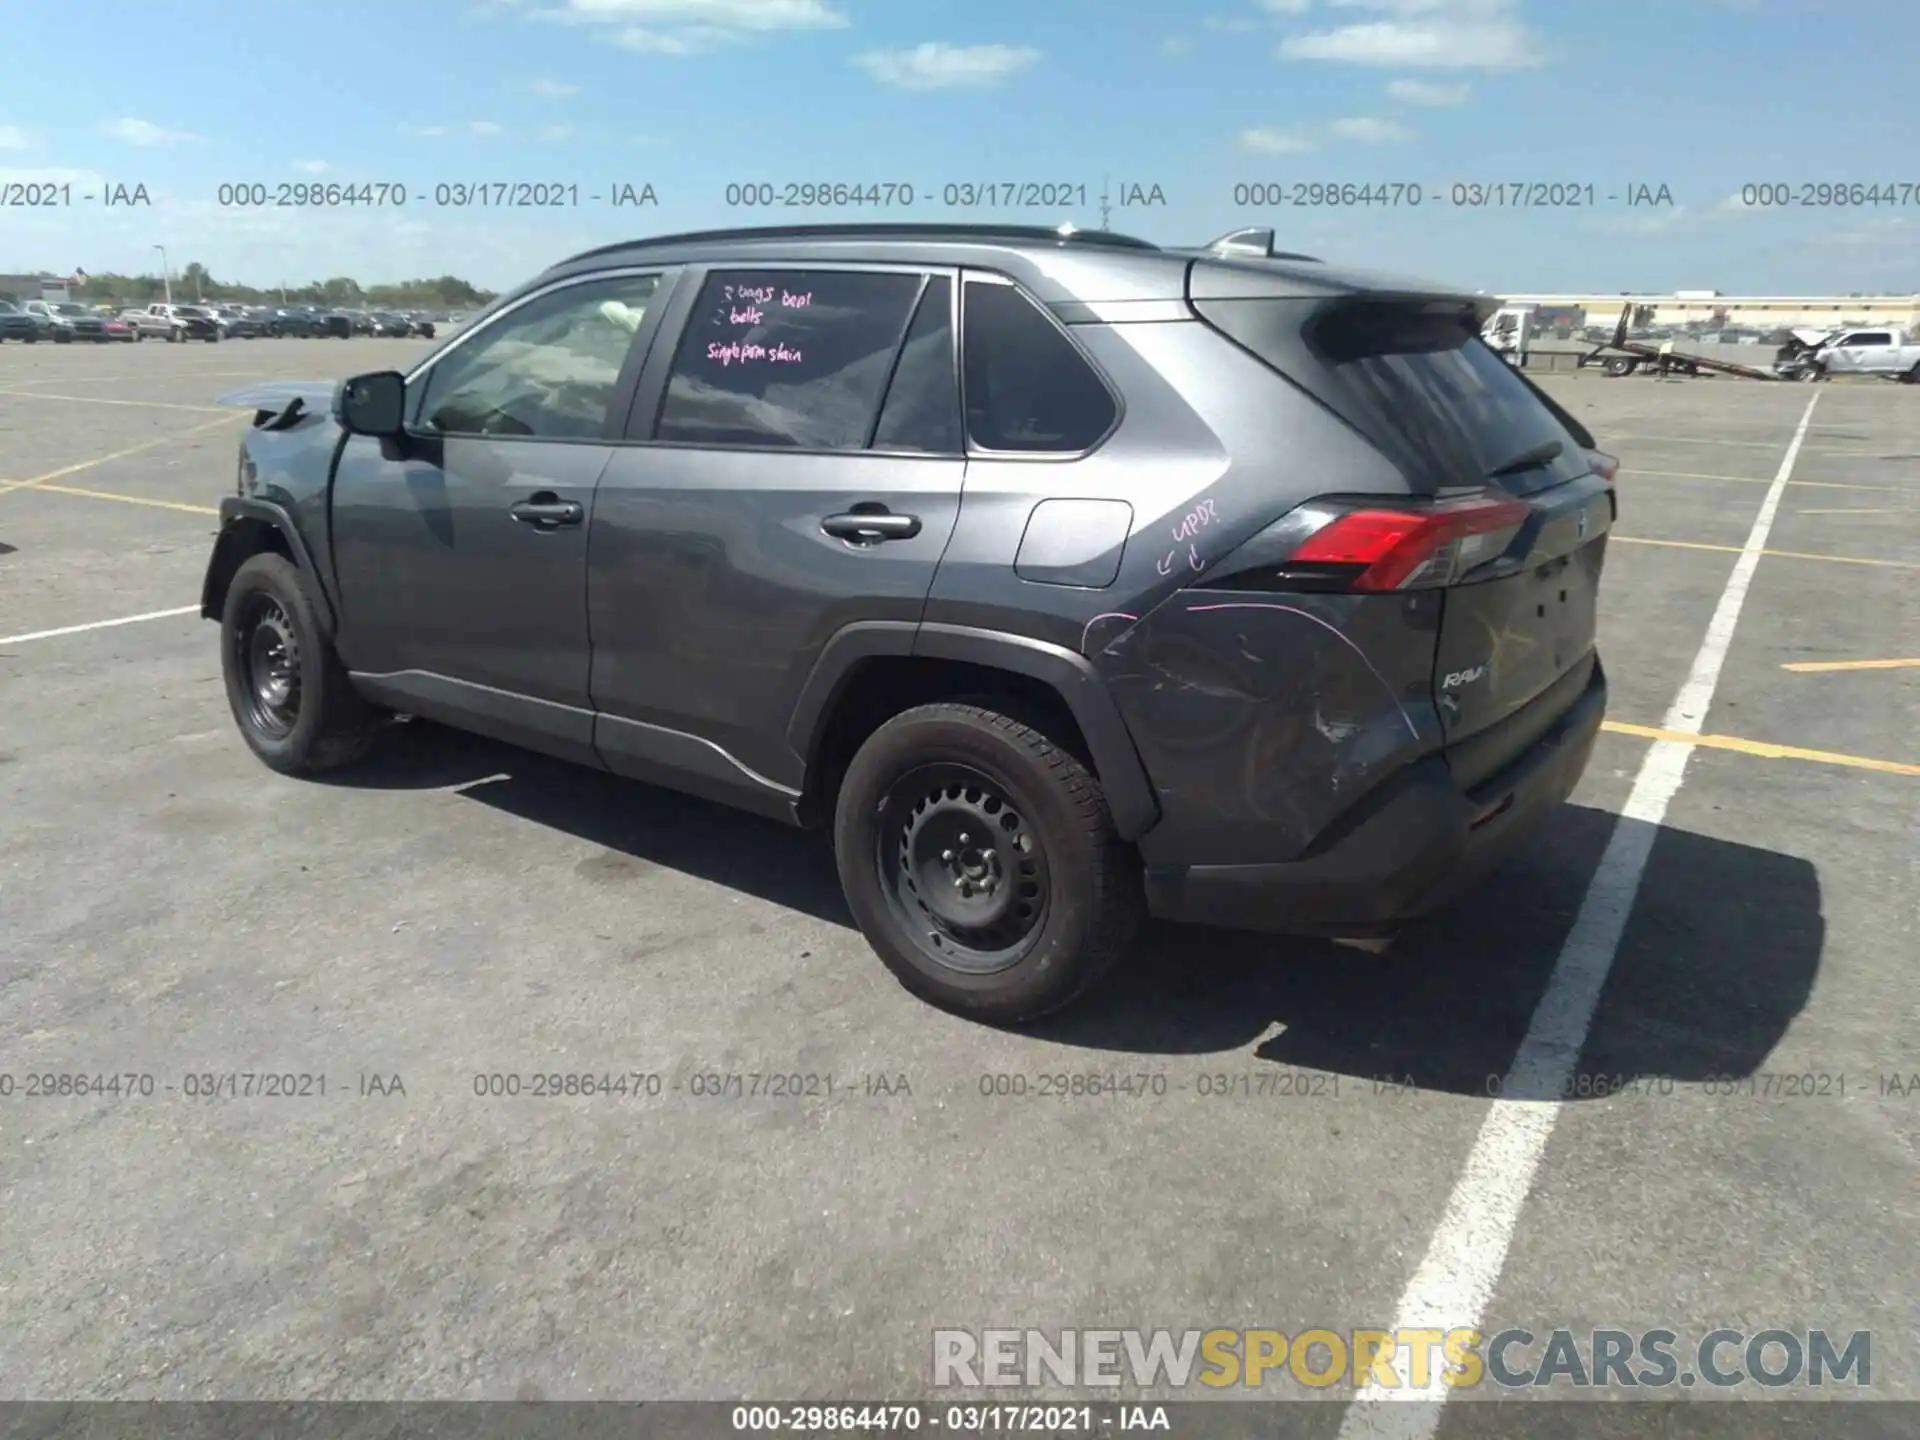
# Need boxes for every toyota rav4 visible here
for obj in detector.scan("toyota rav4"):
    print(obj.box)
[201,222,1614,1021]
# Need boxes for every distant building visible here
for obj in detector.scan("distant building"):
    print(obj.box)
[1500,292,1920,332]
[0,272,69,303]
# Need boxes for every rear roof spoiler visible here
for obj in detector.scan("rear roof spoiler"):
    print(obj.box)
[1200,227,1322,263]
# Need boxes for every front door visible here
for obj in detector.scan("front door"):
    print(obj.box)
[330,269,670,762]
[588,266,966,805]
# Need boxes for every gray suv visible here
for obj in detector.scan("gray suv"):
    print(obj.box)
[201,223,1613,1021]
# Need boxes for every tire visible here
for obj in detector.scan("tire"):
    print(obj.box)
[1903,363,1920,385]
[220,553,378,774]
[833,702,1142,1022]
[1604,357,1635,377]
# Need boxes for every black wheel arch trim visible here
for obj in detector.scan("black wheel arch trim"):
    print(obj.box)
[202,496,337,637]
[787,619,1161,841]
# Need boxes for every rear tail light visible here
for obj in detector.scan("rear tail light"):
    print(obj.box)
[1585,449,1619,485]
[1275,494,1531,591]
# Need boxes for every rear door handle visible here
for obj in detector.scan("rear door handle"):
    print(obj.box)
[510,494,584,529]
[821,511,921,542]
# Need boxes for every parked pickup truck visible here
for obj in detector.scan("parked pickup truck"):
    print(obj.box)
[1812,326,1920,381]
[122,303,222,342]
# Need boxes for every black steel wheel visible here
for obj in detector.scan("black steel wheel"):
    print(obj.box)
[232,592,302,741]
[876,762,1052,975]
[835,702,1141,1021]
[220,552,378,774]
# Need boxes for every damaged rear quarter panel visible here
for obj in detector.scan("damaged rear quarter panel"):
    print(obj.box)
[1097,589,1446,867]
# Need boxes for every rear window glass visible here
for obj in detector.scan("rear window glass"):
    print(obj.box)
[654,269,924,450]
[1196,298,1588,494]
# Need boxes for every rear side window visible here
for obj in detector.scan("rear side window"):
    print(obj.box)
[1196,297,1587,494]
[962,280,1116,453]
[654,269,924,449]
[871,276,960,454]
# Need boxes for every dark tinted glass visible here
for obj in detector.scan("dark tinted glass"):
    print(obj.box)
[1196,296,1586,495]
[871,276,960,454]
[962,281,1116,452]
[655,270,923,449]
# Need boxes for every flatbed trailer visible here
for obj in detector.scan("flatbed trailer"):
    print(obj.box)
[1576,311,1781,380]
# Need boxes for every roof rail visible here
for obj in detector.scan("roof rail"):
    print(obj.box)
[1199,227,1322,262]
[557,222,1161,267]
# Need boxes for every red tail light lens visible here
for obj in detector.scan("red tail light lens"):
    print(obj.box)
[1585,449,1619,484]
[1284,495,1531,591]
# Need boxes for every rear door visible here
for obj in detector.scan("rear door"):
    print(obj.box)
[587,264,965,798]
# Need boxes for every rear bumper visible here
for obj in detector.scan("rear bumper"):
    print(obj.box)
[1143,658,1607,938]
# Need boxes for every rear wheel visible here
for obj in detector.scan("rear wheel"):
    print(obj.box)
[1903,362,1920,385]
[833,703,1142,1022]
[1604,357,1635,377]
[221,553,378,774]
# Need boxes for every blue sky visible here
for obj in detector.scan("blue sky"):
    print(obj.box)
[2,0,1915,294]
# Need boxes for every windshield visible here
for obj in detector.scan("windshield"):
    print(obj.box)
[53,303,89,316]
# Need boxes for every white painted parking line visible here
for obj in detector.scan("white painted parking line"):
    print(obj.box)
[0,605,199,647]
[1335,389,1823,1438]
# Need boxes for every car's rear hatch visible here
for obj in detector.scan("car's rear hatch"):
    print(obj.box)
[1190,266,1613,788]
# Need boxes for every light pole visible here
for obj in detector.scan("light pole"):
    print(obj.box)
[153,244,172,306]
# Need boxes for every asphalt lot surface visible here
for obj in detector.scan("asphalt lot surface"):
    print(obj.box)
[1,338,1915,1418]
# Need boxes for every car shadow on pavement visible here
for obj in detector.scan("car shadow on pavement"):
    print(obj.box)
[1040,803,1824,1099]
[318,719,853,927]
[322,723,1823,1100]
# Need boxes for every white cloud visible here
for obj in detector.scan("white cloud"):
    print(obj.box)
[0,125,34,150]
[1205,15,1263,30]
[853,43,1040,89]
[540,124,576,140]
[1330,115,1416,140]
[1260,0,1313,11]
[1159,35,1193,54]
[101,118,196,146]
[1240,126,1317,153]
[610,25,711,49]
[1387,76,1469,103]
[470,120,506,135]
[292,159,329,173]
[525,76,583,94]
[1280,0,1543,68]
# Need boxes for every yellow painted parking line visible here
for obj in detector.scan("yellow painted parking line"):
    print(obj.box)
[1629,467,1912,493]
[1781,658,1920,673]
[1602,721,1920,777]
[0,388,230,414]
[0,412,244,495]
[1613,535,1920,570]
[11,482,218,516]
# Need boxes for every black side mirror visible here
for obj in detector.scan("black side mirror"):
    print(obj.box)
[335,371,406,437]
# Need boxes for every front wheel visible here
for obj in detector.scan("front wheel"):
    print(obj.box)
[833,703,1142,1022]
[221,553,378,774]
